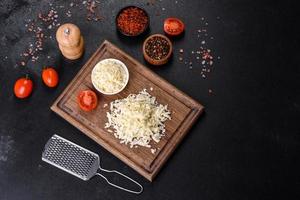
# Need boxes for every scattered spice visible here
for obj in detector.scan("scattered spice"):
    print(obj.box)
[85,0,102,21]
[16,1,104,67]
[66,10,72,17]
[146,0,156,6]
[145,36,170,60]
[177,17,220,79]
[117,6,149,36]
[20,7,60,65]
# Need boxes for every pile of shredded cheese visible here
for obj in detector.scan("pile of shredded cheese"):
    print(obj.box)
[92,59,127,93]
[105,89,171,148]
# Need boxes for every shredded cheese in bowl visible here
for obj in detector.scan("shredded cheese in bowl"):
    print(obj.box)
[105,89,171,148]
[91,58,129,95]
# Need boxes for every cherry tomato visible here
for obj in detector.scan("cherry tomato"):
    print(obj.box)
[77,90,98,112]
[42,67,59,88]
[164,18,185,36]
[14,77,33,99]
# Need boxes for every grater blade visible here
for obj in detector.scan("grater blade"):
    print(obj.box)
[42,134,99,181]
[42,134,143,194]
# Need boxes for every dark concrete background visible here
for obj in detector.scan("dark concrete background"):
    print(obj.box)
[0,0,299,199]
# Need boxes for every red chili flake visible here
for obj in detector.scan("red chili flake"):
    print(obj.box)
[117,7,148,36]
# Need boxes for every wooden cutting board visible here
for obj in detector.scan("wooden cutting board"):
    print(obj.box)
[51,40,204,181]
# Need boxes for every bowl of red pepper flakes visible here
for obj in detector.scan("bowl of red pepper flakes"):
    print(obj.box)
[116,6,150,37]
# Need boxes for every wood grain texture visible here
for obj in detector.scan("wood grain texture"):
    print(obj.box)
[51,40,204,181]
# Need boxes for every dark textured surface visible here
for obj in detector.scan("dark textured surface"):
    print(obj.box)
[0,0,299,199]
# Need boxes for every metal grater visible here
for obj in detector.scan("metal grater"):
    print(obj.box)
[42,134,143,194]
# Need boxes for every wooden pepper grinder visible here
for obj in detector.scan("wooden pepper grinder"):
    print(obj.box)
[56,23,84,60]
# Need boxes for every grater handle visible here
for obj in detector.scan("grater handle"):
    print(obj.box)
[96,165,143,194]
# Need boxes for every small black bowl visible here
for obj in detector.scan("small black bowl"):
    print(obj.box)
[115,5,150,37]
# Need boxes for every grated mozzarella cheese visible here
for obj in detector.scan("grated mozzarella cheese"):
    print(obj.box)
[91,59,127,93]
[105,89,171,148]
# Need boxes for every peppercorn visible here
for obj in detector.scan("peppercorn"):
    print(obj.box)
[145,36,170,60]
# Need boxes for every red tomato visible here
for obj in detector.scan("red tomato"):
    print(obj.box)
[42,67,59,88]
[14,77,33,99]
[77,90,98,112]
[164,18,185,36]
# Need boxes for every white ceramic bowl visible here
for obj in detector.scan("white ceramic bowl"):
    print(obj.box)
[91,58,129,95]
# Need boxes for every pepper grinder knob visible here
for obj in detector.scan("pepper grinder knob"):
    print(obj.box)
[64,28,70,35]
